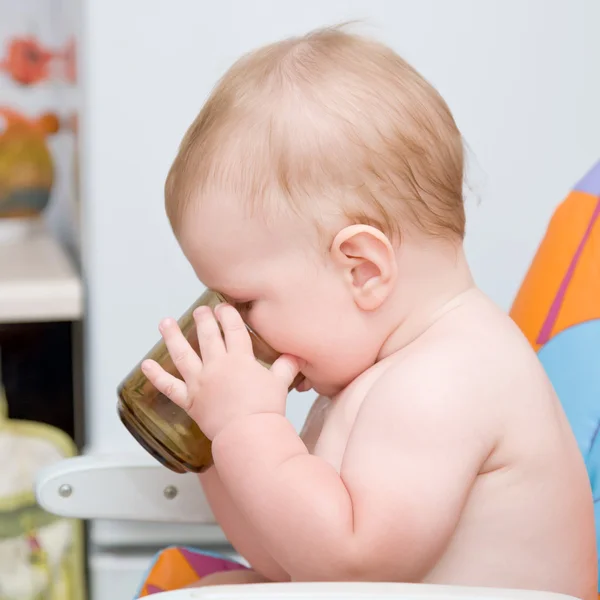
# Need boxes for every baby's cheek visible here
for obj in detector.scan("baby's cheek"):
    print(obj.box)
[245,307,279,348]
[253,310,302,357]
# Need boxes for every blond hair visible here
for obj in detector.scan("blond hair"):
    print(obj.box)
[165,26,465,243]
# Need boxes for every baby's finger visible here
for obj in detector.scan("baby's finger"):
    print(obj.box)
[216,304,253,355]
[194,306,226,362]
[141,359,189,409]
[159,317,202,380]
[270,355,303,388]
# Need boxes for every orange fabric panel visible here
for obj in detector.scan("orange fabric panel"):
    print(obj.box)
[510,191,600,350]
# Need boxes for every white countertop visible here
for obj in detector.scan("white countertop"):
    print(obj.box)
[0,221,83,323]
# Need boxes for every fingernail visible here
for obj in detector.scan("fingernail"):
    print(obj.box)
[159,318,173,332]
[193,306,210,318]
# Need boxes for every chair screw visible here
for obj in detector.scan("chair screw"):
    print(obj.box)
[59,484,73,498]
[164,485,178,500]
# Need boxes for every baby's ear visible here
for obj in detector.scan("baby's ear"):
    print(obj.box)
[330,225,397,311]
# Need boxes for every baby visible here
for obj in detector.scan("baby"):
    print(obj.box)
[141,26,597,598]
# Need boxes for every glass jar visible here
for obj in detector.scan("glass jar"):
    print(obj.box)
[117,289,302,474]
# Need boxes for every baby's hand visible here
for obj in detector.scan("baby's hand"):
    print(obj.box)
[141,304,301,440]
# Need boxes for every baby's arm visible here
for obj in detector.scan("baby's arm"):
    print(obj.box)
[199,467,289,582]
[197,397,327,582]
[211,357,494,581]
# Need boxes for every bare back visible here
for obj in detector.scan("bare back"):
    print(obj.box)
[301,290,597,599]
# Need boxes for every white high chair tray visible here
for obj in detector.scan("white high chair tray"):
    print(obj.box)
[150,582,579,600]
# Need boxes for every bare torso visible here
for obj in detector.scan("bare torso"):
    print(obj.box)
[301,292,596,599]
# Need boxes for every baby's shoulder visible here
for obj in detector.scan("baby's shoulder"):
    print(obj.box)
[407,292,540,387]
[383,329,501,393]
[346,334,501,468]
[362,346,490,431]
[364,310,533,425]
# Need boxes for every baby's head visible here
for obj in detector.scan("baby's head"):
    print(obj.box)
[165,26,466,396]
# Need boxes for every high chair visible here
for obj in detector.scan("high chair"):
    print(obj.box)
[34,452,580,600]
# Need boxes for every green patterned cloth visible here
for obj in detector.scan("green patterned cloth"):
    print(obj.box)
[0,385,85,600]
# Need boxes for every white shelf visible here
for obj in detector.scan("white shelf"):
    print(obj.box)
[0,221,83,323]
[0,84,79,113]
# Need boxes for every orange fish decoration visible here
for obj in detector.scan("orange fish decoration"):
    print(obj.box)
[0,107,60,218]
[0,36,76,86]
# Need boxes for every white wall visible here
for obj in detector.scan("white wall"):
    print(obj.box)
[81,0,600,452]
